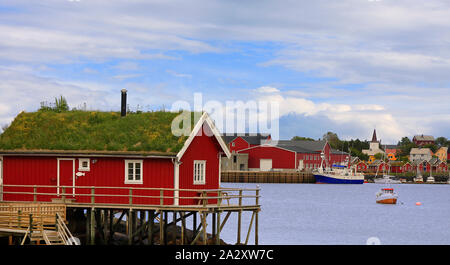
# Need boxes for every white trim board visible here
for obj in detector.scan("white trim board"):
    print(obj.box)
[176,112,231,160]
[57,158,75,196]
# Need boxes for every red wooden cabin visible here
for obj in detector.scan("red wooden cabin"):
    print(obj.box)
[355,161,368,172]
[0,112,230,206]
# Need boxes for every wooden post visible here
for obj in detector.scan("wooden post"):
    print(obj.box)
[86,209,90,245]
[201,212,207,245]
[62,187,66,201]
[237,190,242,244]
[90,208,95,245]
[91,187,95,204]
[255,186,259,245]
[29,214,33,245]
[33,186,37,202]
[180,212,185,245]
[245,211,255,245]
[202,191,207,207]
[163,211,168,245]
[129,188,133,205]
[109,209,114,244]
[149,210,154,245]
[159,211,164,245]
[172,211,177,245]
[216,211,221,245]
[128,209,133,245]
[212,212,216,239]
[160,190,164,205]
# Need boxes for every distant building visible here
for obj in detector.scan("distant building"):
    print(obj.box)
[412,135,435,146]
[410,148,432,163]
[384,145,399,161]
[362,129,385,157]
[221,133,271,153]
[434,146,448,162]
[221,153,248,171]
[237,140,349,172]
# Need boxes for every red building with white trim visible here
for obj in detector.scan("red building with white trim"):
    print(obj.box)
[0,112,230,206]
[237,140,349,171]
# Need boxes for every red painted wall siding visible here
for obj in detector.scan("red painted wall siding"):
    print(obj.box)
[238,146,296,169]
[2,156,57,202]
[229,137,250,153]
[178,123,221,205]
[2,156,174,205]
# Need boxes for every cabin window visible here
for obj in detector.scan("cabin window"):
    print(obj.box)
[193,160,206,185]
[78,158,90,171]
[125,160,143,184]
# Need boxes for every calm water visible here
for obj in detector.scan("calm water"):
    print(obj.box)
[219,183,450,245]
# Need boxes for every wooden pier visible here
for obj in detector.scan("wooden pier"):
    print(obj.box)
[0,185,260,245]
[221,171,315,183]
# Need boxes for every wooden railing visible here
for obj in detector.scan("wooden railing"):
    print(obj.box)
[56,212,78,245]
[1,184,260,208]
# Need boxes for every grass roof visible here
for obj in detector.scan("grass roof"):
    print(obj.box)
[0,110,201,154]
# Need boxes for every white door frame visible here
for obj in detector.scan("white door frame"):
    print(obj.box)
[57,158,75,196]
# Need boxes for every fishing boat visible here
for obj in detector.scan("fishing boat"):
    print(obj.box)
[313,150,364,184]
[376,187,398,204]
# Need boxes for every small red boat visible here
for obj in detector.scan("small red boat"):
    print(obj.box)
[376,188,398,204]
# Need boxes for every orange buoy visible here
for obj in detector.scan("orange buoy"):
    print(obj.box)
[416,202,422,206]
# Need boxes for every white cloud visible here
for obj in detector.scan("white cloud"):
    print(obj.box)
[254,86,280,94]
[166,70,192,79]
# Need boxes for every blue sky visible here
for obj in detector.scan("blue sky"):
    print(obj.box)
[1,0,450,143]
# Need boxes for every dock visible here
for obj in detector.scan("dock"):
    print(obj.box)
[221,171,315,183]
[0,184,261,245]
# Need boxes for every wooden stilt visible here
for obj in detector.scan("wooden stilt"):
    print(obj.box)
[216,211,221,245]
[237,210,242,244]
[201,212,207,245]
[180,212,185,245]
[90,208,95,245]
[172,211,177,245]
[149,210,154,245]
[163,211,168,245]
[245,211,256,245]
[128,209,133,245]
[212,212,216,239]
[159,211,164,245]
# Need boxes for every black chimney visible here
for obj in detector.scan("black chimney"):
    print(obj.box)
[121,88,127,117]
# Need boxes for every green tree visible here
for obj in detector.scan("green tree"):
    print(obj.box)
[435,137,448,147]
[291,136,316,141]
[322,131,342,150]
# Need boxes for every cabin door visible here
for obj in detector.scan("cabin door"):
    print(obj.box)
[57,158,75,198]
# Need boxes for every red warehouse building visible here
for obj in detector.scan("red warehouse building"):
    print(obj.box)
[221,133,271,153]
[237,140,349,171]
[0,110,230,206]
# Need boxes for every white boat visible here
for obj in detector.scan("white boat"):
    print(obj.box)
[374,174,402,184]
[314,164,365,184]
[426,164,435,183]
[414,166,423,183]
[373,154,401,184]
[376,187,398,204]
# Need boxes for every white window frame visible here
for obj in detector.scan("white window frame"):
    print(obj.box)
[78,158,90,171]
[193,160,206,185]
[125,160,143,184]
